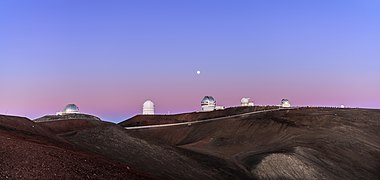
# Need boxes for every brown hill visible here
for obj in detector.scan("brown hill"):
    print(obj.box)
[0,115,147,179]
[33,114,242,179]
[60,123,247,179]
[35,113,102,122]
[120,107,380,179]
[1,107,380,179]
[38,118,110,134]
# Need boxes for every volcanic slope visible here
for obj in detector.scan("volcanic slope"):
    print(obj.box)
[120,107,380,179]
[32,114,246,179]
[35,113,102,122]
[0,115,146,179]
[57,121,248,179]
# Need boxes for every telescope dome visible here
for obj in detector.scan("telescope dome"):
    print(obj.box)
[201,96,217,112]
[201,96,216,106]
[63,104,79,114]
[241,98,250,104]
[241,98,254,106]
[281,99,291,108]
[143,100,155,115]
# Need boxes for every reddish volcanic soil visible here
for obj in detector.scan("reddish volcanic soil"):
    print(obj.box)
[1,107,380,179]
[0,115,147,179]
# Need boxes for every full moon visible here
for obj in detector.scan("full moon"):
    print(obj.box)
[196,70,201,75]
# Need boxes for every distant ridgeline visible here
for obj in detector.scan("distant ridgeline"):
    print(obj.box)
[120,106,279,127]
[34,113,102,122]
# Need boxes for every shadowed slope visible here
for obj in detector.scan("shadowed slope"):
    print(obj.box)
[122,108,380,179]
[33,114,247,179]
[2,107,379,179]
[0,115,148,179]
[38,118,110,134]
[60,123,248,179]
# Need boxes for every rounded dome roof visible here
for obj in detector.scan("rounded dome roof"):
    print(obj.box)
[143,100,154,108]
[63,104,79,113]
[241,98,250,104]
[201,96,216,105]
[281,99,289,102]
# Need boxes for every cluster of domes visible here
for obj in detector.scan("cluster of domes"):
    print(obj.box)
[119,96,291,115]
[54,97,292,118]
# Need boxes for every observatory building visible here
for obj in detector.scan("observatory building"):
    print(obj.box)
[241,98,254,107]
[143,100,155,115]
[201,96,224,112]
[281,99,291,108]
[201,96,216,112]
[56,104,80,115]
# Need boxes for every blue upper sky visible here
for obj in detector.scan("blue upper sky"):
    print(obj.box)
[0,0,379,122]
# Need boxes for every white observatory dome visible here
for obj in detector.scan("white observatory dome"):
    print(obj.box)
[241,98,250,104]
[63,104,80,114]
[143,100,155,115]
[201,96,216,112]
[281,99,291,108]
[241,98,254,106]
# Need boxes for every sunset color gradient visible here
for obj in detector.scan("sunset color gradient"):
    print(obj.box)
[1,1,379,122]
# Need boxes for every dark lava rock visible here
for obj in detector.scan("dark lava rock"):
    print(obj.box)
[35,113,102,122]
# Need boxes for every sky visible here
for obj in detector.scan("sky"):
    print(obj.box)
[0,0,379,122]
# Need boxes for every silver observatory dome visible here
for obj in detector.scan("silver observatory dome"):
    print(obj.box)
[63,104,80,114]
[281,99,289,103]
[201,96,216,105]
